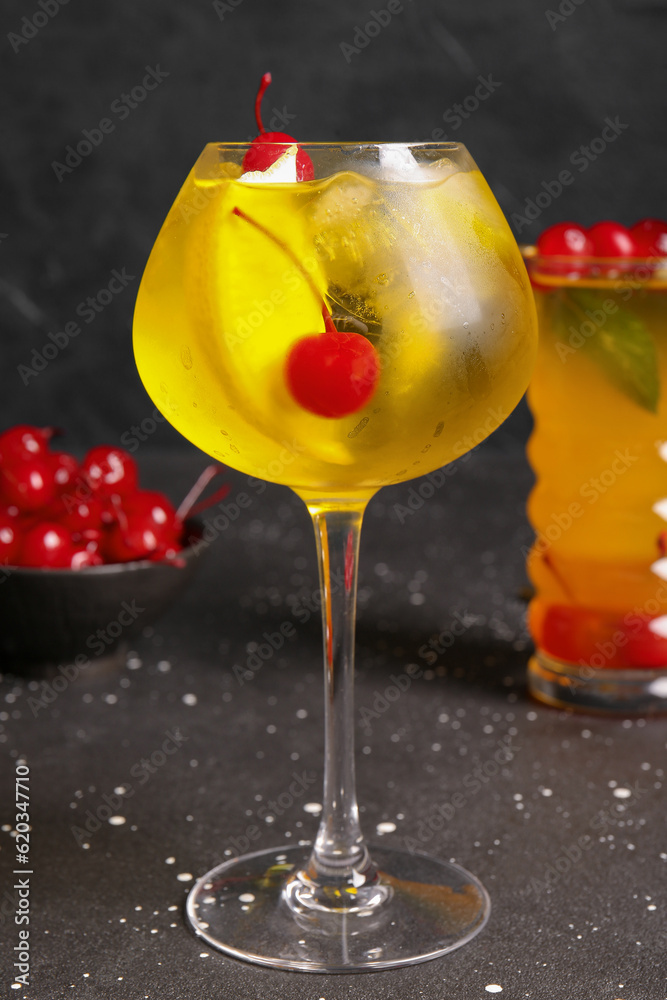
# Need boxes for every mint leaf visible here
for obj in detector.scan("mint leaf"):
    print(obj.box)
[554,288,660,414]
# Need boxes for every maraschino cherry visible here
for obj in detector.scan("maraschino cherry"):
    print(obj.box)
[81,446,138,497]
[69,546,104,569]
[49,451,79,492]
[105,511,178,563]
[286,333,379,419]
[536,223,593,256]
[232,206,380,418]
[242,72,314,181]
[631,218,667,257]
[0,512,20,564]
[18,522,73,568]
[104,490,182,562]
[0,458,56,512]
[0,425,55,465]
[587,221,638,257]
[58,496,105,534]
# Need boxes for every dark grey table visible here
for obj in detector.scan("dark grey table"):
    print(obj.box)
[1,450,665,999]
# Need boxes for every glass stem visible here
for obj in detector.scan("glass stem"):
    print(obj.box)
[306,503,373,885]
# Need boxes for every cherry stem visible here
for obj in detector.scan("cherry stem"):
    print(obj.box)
[254,72,272,134]
[176,464,228,521]
[232,206,336,334]
[188,482,232,519]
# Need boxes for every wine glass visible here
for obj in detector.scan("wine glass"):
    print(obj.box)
[133,142,537,972]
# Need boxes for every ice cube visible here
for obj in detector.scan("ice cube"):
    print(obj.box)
[378,144,423,181]
[240,144,298,183]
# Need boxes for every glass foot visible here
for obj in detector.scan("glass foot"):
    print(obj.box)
[185,843,490,972]
[529,651,667,714]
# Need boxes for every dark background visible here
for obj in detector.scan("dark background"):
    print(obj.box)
[1,0,666,452]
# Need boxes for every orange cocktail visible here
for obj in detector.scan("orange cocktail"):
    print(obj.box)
[524,221,667,711]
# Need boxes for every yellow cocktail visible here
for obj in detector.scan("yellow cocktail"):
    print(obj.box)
[134,149,535,504]
[133,131,537,971]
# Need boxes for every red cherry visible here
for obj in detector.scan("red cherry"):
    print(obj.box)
[625,620,667,668]
[630,218,667,257]
[124,490,181,539]
[0,513,20,565]
[286,331,380,419]
[104,519,164,562]
[80,528,103,552]
[80,446,138,497]
[536,222,594,256]
[148,541,183,562]
[49,451,79,493]
[17,522,73,568]
[587,221,638,257]
[241,73,314,181]
[0,504,21,520]
[0,459,56,511]
[104,493,181,563]
[243,135,315,181]
[69,546,104,569]
[59,496,105,534]
[0,425,55,466]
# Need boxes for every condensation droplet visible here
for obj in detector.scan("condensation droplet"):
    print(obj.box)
[181,346,193,370]
[376,273,388,285]
[433,422,444,438]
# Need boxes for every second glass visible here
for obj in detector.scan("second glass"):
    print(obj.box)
[133,142,537,971]
[524,247,667,713]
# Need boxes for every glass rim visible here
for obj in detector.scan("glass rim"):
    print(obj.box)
[521,245,667,266]
[201,140,466,151]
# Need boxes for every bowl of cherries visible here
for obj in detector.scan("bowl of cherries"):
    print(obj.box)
[0,425,222,671]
